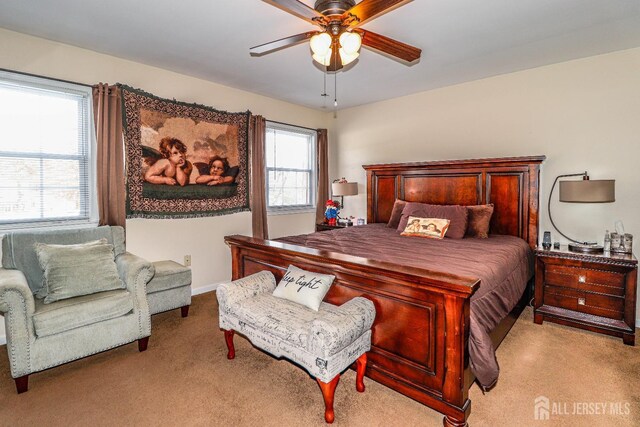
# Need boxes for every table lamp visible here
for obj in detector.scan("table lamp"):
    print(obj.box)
[331,179,358,210]
[548,171,615,253]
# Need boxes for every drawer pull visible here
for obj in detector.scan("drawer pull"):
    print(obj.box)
[578,276,586,283]
[578,298,586,306]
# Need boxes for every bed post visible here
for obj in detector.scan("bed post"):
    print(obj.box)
[442,294,472,427]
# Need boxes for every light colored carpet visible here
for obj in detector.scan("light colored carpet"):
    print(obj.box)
[0,294,638,426]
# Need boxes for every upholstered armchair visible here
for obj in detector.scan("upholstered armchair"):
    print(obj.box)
[0,226,154,393]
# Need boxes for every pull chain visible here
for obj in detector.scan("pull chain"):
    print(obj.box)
[321,68,328,108]
[333,70,338,118]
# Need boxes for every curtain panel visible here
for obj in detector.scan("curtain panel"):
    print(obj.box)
[92,83,126,228]
[315,128,329,224]
[250,115,268,239]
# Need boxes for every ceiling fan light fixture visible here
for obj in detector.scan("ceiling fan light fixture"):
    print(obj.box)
[312,48,333,66]
[339,48,359,66]
[310,32,332,56]
[339,31,361,55]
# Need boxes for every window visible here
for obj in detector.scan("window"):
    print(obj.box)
[0,71,96,230]
[266,122,317,213]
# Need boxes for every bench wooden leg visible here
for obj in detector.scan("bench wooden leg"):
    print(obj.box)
[316,375,340,424]
[138,337,149,352]
[355,353,367,392]
[443,415,468,427]
[181,305,190,318]
[15,375,29,394]
[224,330,235,360]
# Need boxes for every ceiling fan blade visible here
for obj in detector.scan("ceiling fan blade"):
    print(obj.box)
[356,29,421,63]
[342,0,412,28]
[262,0,325,26]
[250,31,319,56]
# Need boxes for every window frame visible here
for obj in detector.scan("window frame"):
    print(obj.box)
[0,70,98,232]
[265,121,317,215]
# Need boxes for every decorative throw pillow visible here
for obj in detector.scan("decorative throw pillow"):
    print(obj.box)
[272,265,335,311]
[400,216,450,239]
[386,199,407,229]
[35,239,125,304]
[397,202,468,239]
[466,204,494,238]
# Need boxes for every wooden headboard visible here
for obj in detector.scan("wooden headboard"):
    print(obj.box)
[363,155,545,249]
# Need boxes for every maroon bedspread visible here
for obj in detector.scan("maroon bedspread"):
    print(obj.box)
[277,223,533,388]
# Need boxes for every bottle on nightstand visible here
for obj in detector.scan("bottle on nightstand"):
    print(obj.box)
[604,230,611,252]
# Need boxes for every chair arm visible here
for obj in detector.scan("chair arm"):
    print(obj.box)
[216,271,276,311]
[115,252,154,338]
[308,297,376,357]
[0,269,35,317]
[115,252,155,294]
[0,268,36,378]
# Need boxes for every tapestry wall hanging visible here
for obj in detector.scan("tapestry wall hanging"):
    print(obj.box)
[120,85,250,219]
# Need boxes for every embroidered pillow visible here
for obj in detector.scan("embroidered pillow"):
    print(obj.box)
[401,216,450,239]
[34,239,125,304]
[386,199,407,229]
[466,204,494,238]
[272,265,335,311]
[397,202,468,239]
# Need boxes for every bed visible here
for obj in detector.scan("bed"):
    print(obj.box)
[224,155,545,426]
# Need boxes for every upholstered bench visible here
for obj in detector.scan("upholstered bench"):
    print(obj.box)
[216,270,375,424]
[146,260,191,317]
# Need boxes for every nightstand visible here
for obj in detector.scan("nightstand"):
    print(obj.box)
[534,246,637,345]
[315,223,347,232]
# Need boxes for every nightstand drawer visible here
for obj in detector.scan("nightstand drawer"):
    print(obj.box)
[545,264,625,296]
[544,285,624,319]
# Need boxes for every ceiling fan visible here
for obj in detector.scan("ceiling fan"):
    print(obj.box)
[250,0,422,72]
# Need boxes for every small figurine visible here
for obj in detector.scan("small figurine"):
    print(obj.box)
[324,199,341,226]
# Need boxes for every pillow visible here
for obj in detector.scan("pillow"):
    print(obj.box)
[400,216,450,239]
[35,239,125,304]
[397,202,468,239]
[386,199,406,229]
[272,265,334,311]
[466,204,494,238]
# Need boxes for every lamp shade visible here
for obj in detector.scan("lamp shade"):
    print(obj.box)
[559,179,615,203]
[332,182,358,196]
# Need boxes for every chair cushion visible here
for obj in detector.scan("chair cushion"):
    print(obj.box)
[32,290,134,338]
[147,260,192,294]
[35,240,125,303]
[1,225,125,296]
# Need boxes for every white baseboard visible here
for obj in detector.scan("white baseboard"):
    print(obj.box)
[191,282,222,296]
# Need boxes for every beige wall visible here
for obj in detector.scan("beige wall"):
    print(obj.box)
[0,29,329,343]
[333,47,640,325]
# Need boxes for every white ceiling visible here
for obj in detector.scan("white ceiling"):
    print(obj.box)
[1,0,640,110]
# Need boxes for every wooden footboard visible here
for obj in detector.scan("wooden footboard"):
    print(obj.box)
[225,235,479,426]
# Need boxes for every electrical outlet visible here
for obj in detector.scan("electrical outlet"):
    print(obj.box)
[184,255,191,267]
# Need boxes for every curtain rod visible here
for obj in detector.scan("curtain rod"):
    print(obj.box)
[266,119,319,132]
[0,67,93,88]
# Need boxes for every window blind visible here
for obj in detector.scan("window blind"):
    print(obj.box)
[0,71,95,229]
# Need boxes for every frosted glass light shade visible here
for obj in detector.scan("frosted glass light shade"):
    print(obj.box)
[310,33,332,56]
[339,31,362,54]
[339,48,359,65]
[312,49,333,66]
